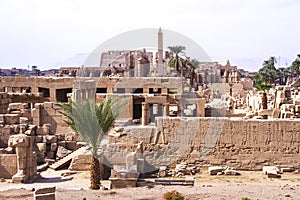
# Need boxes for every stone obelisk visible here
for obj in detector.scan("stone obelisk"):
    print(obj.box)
[157,27,164,76]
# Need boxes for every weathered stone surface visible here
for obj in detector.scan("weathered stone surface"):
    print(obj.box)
[208,166,223,175]
[43,135,57,144]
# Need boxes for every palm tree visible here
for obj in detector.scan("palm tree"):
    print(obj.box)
[57,98,121,190]
[189,58,200,88]
[291,54,300,78]
[168,46,186,74]
[228,82,234,97]
[255,82,272,109]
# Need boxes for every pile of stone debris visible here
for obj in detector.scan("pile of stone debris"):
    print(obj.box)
[208,166,241,176]
[158,163,201,177]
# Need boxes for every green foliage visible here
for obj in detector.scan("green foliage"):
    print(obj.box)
[168,46,186,72]
[56,98,123,156]
[241,197,251,200]
[255,82,272,91]
[163,190,184,200]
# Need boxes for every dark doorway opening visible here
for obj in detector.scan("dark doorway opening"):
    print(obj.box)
[56,88,72,102]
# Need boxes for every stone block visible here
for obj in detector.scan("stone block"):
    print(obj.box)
[36,143,46,153]
[66,141,77,150]
[19,117,29,124]
[57,141,66,148]
[35,136,43,143]
[36,127,45,135]
[43,102,54,109]
[43,135,57,144]
[208,166,223,175]
[50,143,57,152]
[4,114,20,125]
[46,152,55,159]
[42,124,51,135]
[24,129,35,136]
[32,108,40,118]
[34,187,55,200]
[34,103,44,109]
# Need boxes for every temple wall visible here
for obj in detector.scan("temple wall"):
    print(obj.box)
[105,117,300,170]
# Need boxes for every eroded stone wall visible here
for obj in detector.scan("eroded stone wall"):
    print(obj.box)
[105,117,300,170]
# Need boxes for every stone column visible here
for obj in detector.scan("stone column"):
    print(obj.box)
[163,103,169,117]
[141,102,149,126]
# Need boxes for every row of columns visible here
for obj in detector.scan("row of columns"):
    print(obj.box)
[141,102,169,126]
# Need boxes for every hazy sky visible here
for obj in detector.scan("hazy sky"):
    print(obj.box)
[0,0,299,71]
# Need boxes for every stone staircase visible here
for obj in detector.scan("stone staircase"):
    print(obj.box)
[49,146,88,170]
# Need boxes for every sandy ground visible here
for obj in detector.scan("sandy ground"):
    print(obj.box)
[0,169,300,200]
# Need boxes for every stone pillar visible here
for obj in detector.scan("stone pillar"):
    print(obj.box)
[163,103,169,117]
[141,102,149,126]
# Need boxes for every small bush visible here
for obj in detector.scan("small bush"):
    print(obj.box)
[109,190,117,195]
[241,197,251,200]
[163,190,184,200]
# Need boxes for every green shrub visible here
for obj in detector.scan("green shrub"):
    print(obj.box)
[241,197,251,200]
[163,190,184,200]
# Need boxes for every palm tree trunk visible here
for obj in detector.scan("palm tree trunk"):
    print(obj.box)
[262,92,268,109]
[90,155,101,190]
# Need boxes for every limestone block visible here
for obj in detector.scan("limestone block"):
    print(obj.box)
[2,126,12,135]
[43,102,54,109]
[43,135,57,144]
[66,141,77,150]
[34,187,55,200]
[76,142,87,149]
[0,114,4,122]
[4,114,20,125]
[34,103,44,109]
[42,124,51,135]
[36,143,46,153]
[42,116,52,126]
[56,146,71,159]
[295,105,300,113]
[57,141,66,148]
[46,152,55,159]
[35,136,43,143]
[36,127,45,135]
[0,154,17,179]
[32,108,40,118]
[50,143,57,152]
[19,117,29,124]
[208,166,223,175]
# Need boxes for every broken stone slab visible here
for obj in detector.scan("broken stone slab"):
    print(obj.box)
[267,171,281,178]
[281,168,295,173]
[262,166,280,175]
[224,169,241,176]
[56,146,72,159]
[208,166,223,175]
[34,186,55,200]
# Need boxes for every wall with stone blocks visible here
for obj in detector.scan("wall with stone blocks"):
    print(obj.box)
[0,154,17,178]
[104,117,300,170]
[32,102,72,134]
[0,92,12,114]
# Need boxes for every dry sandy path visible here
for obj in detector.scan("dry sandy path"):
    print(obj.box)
[0,169,300,200]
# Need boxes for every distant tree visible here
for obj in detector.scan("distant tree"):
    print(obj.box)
[290,54,300,78]
[168,46,186,74]
[188,58,200,88]
[255,82,272,109]
[31,66,40,76]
